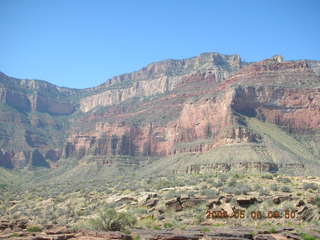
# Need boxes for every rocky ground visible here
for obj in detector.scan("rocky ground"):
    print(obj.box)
[1,217,320,240]
[0,173,319,240]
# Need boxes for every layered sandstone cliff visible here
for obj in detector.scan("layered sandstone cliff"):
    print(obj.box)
[79,53,242,112]
[0,53,320,172]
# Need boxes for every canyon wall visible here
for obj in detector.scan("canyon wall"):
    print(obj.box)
[0,53,319,171]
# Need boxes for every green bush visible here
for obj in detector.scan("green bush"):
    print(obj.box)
[201,227,210,232]
[278,177,291,184]
[270,184,278,191]
[253,184,262,191]
[27,225,43,232]
[10,233,20,237]
[87,207,136,232]
[300,233,318,240]
[164,190,181,200]
[133,235,141,240]
[268,227,277,233]
[315,196,320,208]
[259,188,270,196]
[227,179,237,187]
[222,186,241,195]
[261,174,273,179]
[212,181,223,188]
[163,222,174,229]
[218,175,228,182]
[201,189,218,198]
[281,186,291,193]
[237,184,252,195]
[303,183,318,191]
[222,182,251,195]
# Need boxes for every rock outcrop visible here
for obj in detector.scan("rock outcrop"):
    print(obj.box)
[79,53,242,112]
[0,53,320,171]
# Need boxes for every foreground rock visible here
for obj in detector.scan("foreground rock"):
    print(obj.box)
[133,227,313,240]
[1,218,320,240]
[0,218,131,240]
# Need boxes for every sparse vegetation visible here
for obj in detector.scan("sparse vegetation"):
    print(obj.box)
[281,186,291,193]
[87,207,136,232]
[27,225,43,232]
[0,168,319,234]
[300,233,319,240]
[315,196,320,208]
[303,183,319,191]
[270,184,278,191]
[278,177,291,184]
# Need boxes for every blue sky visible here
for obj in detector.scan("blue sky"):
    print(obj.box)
[1,0,319,89]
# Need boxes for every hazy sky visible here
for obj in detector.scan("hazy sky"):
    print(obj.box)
[1,0,319,89]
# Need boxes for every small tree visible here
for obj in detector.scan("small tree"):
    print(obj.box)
[88,207,137,232]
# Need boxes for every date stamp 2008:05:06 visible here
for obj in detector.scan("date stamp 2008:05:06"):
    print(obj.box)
[206,209,296,219]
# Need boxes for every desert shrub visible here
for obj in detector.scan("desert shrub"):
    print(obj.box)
[164,190,181,200]
[221,186,241,195]
[133,235,141,240]
[259,188,270,196]
[10,233,20,237]
[200,183,208,190]
[261,174,273,179]
[137,215,157,229]
[232,173,241,179]
[270,184,278,191]
[300,233,317,240]
[253,184,262,191]
[237,184,252,195]
[163,222,174,229]
[129,207,148,215]
[206,178,215,184]
[155,179,172,190]
[281,202,295,212]
[278,177,291,184]
[227,179,237,187]
[201,227,210,232]
[87,207,136,232]
[315,196,320,208]
[188,191,197,197]
[303,183,318,191]
[222,182,251,195]
[27,225,43,232]
[268,227,277,233]
[218,174,228,182]
[212,181,223,188]
[184,178,198,186]
[201,189,218,198]
[281,186,291,193]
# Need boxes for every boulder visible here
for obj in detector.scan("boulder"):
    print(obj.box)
[207,196,224,208]
[272,195,292,204]
[236,196,257,208]
[145,198,159,208]
[145,193,158,202]
[296,200,305,207]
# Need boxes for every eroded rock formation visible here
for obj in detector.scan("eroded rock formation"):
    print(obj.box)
[0,53,319,171]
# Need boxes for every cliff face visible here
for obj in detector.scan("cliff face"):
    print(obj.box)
[232,86,320,130]
[0,72,77,169]
[0,53,320,172]
[79,53,241,112]
[0,73,77,115]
